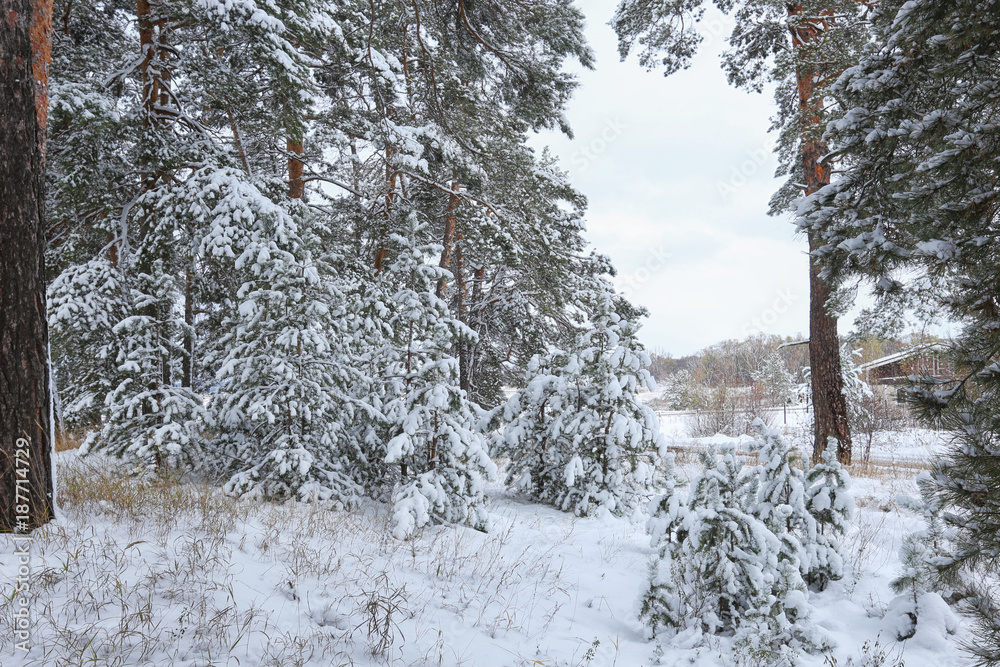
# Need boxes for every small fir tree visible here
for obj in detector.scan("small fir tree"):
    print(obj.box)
[641,442,809,646]
[208,174,366,505]
[888,471,960,642]
[82,262,211,472]
[803,438,854,589]
[751,420,817,587]
[497,289,668,517]
[379,219,498,538]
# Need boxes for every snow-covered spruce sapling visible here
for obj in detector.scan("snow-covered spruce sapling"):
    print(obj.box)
[641,442,812,655]
[210,189,366,506]
[48,257,130,434]
[750,420,852,592]
[750,420,818,588]
[379,223,497,538]
[803,437,854,590]
[81,260,211,473]
[887,471,959,641]
[496,289,668,517]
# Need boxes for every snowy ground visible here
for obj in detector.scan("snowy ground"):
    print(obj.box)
[0,425,972,667]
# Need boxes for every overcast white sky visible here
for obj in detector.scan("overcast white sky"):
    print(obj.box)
[533,0,815,356]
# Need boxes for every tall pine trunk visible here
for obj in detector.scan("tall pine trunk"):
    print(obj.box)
[455,228,471,393]
[1,0,56,532]
[789,6,852,464]
[374,148,397,273]
[436,179,460,299]
[137,0,166,429]
[288,138,304,200]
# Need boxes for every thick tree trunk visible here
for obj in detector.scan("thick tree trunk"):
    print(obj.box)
[789,5,852,464]
[808,230,851,464]
[28,0,52,131]
[1,0,56,532]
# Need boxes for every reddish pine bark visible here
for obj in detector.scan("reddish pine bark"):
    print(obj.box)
[436,179,460,299]
[28,0,52,132]
[138,0,158,127]
[1,0,56,532]
[288,139,304,199]
[789,5,853,464]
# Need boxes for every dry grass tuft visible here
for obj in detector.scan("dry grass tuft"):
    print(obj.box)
[54,429,84,452]
[847,456,931,482]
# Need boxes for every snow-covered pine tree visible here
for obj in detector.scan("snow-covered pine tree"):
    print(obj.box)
[204,168,365,505]
[497,288,667,517]
[78,168,224,471]
[750,420,817,585]
[81,258,212,472]
[893,472,951,600]
[803,438,853,590]
[749,420,851,594]
[887,471,960,642]
[48,258,130,433]
[377,217,497,538]
[642,441,810,655]
[796,3,1000,653]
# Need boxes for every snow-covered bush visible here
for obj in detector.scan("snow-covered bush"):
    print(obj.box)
[496,289,668,517]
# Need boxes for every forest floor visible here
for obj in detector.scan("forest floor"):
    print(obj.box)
[0,418,971,666]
